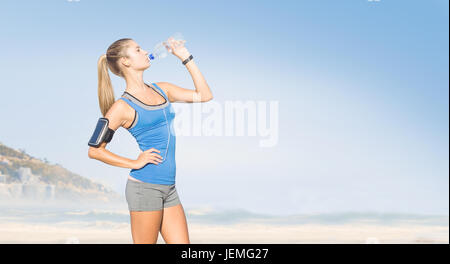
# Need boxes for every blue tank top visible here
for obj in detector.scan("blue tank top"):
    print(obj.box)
[119,82,176,185]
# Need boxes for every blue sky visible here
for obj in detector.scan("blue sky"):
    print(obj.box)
[0,0,448,215]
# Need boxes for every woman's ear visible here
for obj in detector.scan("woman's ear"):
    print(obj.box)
[120,57,130,67]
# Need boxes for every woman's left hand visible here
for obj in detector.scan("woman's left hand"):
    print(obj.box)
[164,37,191,61]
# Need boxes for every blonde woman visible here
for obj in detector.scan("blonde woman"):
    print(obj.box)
[88,37,213,244]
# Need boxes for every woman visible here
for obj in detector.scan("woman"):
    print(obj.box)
[88,37,213,244]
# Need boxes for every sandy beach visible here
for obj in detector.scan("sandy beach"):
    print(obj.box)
[0,221,447,244]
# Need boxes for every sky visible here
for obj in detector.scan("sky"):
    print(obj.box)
[0,0,448,216]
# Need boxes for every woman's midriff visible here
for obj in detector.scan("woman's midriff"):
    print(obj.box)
[128,174,144,182]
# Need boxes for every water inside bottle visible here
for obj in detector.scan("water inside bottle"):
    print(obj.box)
[148,32,185,60]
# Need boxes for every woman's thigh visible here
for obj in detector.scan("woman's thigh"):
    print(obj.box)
[130,210,163,244]
[160,203,190,244]
[126,179,166,244]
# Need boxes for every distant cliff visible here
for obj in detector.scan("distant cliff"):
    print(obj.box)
[0,142,122,203]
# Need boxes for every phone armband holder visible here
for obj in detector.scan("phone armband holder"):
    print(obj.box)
[88,117,115,147]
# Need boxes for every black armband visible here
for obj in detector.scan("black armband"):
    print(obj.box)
[88,117,115,147]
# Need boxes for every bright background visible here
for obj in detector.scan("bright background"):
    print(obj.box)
[0,0,448,215]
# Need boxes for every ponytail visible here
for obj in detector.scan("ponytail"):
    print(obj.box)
[96,38,133,117]
[97,54,115,117]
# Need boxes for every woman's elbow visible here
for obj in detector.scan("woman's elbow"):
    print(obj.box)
[88,142,107,158]
[88,147,100,159]
[203,95,213,102]
[88,149,95,159]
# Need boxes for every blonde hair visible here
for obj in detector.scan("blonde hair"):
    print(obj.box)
[97,38,133,117]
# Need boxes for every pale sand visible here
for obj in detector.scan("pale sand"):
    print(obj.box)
[0,222,448,244]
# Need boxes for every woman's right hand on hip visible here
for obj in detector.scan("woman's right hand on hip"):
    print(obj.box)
[132,148,163,169]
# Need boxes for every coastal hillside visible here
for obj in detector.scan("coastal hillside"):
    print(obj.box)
[0,141,121,203]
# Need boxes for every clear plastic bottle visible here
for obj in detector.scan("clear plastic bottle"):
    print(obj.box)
[148,32,185,61]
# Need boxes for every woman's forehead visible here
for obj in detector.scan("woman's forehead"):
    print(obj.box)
[128,40,139,48]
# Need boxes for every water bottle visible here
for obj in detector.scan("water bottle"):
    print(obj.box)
[148,32,185,61]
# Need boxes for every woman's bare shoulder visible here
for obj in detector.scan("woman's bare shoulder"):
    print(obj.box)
[104,99,135,130]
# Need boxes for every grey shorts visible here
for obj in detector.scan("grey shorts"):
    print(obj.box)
[125,179,181,211]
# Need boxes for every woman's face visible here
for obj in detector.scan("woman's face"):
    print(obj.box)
[122,40,150,71]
